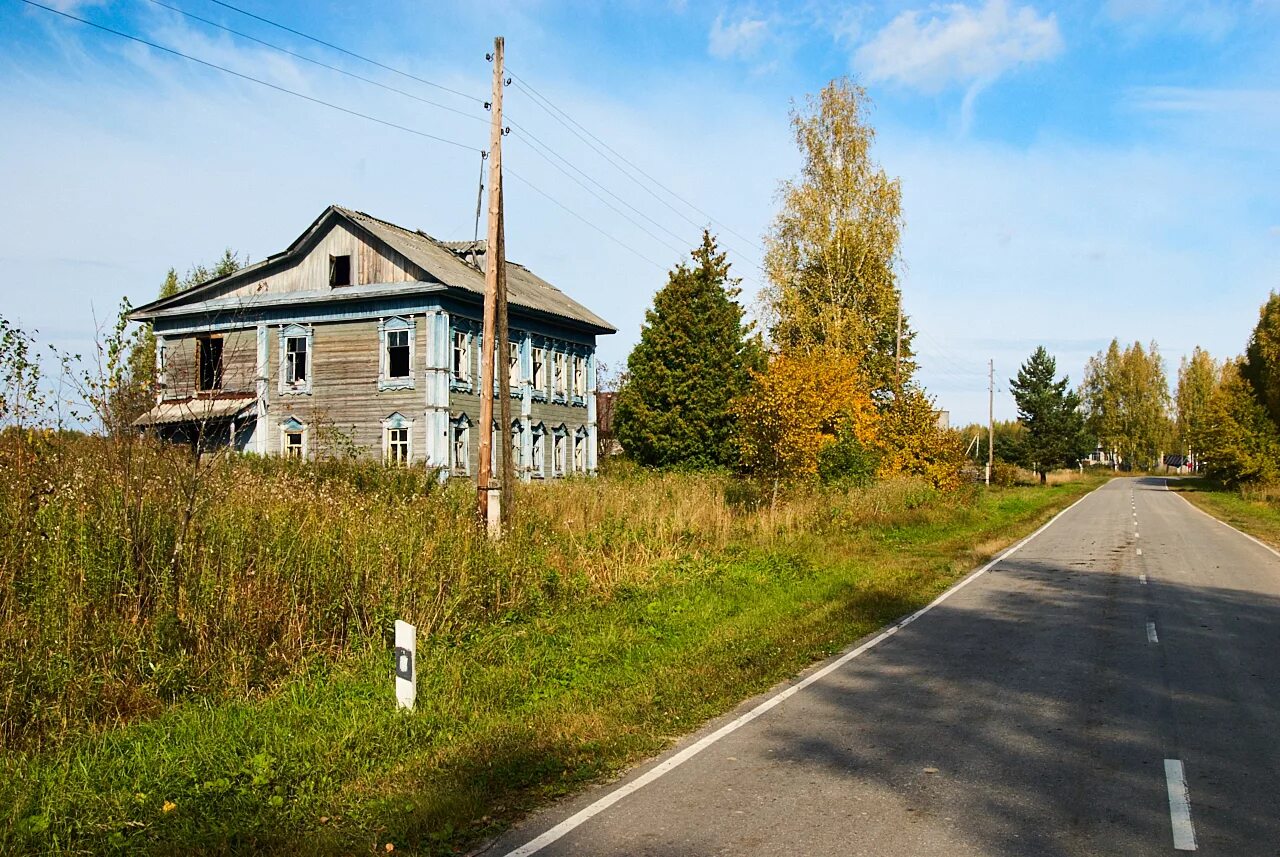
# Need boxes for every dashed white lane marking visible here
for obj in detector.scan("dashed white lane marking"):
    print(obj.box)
[498,488,1103,856]
[1137,548,1142,556]
[1147,621,1159,643]
[1140,573,1148,584]
[1165,759,1198,850]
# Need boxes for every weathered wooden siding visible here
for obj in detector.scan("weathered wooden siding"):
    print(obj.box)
[268,318,427,460]
[161,328,257,399]
[450,391,589,478]
[224,222,425,299]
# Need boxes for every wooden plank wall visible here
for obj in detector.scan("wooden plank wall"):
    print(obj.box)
[223,222,425,299]
[161,328,257,399]
[268,318,426,460]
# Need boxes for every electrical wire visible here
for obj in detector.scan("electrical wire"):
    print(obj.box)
[141,0,488,124]
[201,0,484,105]
[20,0,480,152]
[506,71,765,258]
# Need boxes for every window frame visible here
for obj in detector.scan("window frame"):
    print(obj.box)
[278,323,313,395]
[552,425,567,477]
[280,417,307,460]
[571,354,586,404]
[381,412,414,465]
[329,253,352,287]
[378,316,416,391]
[450,414,471,476]
[573,427,588,473]
[531,345,547,399]
[530,423,546,479]
[196,334,224,393]
[511,420,525,472]
[552,351,567,401]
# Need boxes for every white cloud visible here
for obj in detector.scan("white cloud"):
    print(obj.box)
[1126,86,1280,150]
[708,9,771,59]
[854,0,1063,92]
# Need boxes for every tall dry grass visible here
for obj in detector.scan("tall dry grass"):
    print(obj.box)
[0,430,959,753]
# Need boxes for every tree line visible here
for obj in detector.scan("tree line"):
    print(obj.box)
[612,79,964,489]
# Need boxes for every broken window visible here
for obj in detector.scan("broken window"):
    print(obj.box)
[387,329,410,379]
[285,333,307,385]
[451,419,469,475]
[329,254,351,287]
[553,352,566,399]
[573,430,587,473]
[284,431,304,458]
[553,429,566,477]
[572,355,585,399]
[453,330,471,383]
[531,425,545,478]
[508,341,520,389]
[197,335,223,391]
[532,347,546,394]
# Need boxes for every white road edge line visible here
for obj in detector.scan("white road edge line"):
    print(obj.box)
[1172,491,1280,561]
[497,488,1102,857]
[1165,758,1198,850]
[1147,621,1159,643]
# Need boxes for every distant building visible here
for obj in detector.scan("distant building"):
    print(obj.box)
[934,410,950,430]
[129,205,615,479]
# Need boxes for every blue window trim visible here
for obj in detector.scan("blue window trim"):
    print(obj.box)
[378,316,416,391]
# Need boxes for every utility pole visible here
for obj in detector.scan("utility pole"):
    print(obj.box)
[987,358,994,487]
[477,36,504,532]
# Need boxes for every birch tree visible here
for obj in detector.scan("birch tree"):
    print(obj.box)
[762,77,911,398]
[1176,347,1217,465]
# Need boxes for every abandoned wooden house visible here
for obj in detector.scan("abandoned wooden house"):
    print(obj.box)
[129,205,615,479]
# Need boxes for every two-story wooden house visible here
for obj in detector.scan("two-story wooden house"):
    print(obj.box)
[130,205,615,479]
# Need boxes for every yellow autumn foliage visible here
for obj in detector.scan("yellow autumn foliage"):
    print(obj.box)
[732,350,878,479]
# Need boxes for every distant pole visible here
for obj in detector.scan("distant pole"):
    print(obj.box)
[986,359,994,486]
[470,151,487,265]
[477,36,504,528]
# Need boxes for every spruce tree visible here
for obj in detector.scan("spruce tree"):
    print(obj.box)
[1009,346,1088,484]
[613,231,762,468]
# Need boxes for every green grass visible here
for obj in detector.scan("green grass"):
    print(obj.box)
[1,476,1101,855]
[1167,476,1280,548]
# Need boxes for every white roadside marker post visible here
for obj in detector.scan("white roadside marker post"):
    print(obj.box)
[394,619,416,711]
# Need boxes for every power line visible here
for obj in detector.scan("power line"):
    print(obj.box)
[506,71,765,259]
[141,0,488,125]
[28,0,686,279]
[506,167,668,272]
[21,0,480,152]
[505,131,687,257]
[201,0,483,105]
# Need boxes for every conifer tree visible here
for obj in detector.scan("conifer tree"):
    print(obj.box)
[613,231,762,468]
[1241,291,1280,431]
[1009,346,1087,484]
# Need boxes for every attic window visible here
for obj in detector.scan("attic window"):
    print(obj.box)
[329,254,351,287]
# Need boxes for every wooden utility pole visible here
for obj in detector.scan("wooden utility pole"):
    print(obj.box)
[986,358,995,487]
[496,187,514,522]
[477,36,504,530]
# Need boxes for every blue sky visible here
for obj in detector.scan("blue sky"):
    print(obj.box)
[1,0,1277,425]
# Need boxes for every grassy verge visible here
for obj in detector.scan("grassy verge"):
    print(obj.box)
[2,475,1102,855]
[1167,477,1280,548]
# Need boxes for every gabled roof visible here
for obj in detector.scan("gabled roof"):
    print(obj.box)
[130,205,615,333]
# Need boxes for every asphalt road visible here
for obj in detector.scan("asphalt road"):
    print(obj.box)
[482,477,1280,856]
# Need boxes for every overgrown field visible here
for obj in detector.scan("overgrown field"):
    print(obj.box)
[0,431,1101,854]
